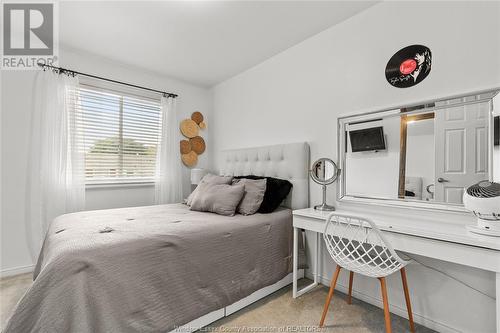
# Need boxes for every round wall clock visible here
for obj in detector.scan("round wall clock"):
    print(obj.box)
[385,45,432,88]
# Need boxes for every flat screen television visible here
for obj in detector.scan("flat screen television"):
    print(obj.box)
[349,126,386,152]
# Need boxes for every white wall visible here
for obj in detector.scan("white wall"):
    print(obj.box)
[345,117,400,199]
[212,2,500,332]
[1,47,212,275]
[406,121,435,201]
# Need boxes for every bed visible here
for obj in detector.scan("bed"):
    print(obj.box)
[4,142,310,333]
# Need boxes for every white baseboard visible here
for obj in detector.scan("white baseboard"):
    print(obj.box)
[0,264,34,278]
[308,272,460,333]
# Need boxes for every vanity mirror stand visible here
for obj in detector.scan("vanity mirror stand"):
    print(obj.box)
[310,158,340,211]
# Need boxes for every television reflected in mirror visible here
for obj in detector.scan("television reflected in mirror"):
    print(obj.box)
[338,90,500,211]
[349,126,386,152]
[495,116,499,146]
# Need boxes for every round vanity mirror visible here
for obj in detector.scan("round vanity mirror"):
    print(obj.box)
[310,158,340,211]
[310,158,339,185]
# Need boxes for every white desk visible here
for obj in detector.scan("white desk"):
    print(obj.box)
[292,208,500,332]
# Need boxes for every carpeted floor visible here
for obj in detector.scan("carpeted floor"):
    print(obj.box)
[1,273,33,329]
[1,274,435,332]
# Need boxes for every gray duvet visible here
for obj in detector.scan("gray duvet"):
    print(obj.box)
[4,204,294,333]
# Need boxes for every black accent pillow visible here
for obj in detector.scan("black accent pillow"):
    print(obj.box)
[234,175,293,213]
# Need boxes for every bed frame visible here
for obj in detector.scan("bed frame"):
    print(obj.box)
[171,142,310,332]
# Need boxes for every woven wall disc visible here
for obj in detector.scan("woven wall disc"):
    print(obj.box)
[180,140,191,154]
[181,151,198,167]
[191,111,204,124]
[199,121,206,129]
[189,136,206,154]
[180,119,199,138]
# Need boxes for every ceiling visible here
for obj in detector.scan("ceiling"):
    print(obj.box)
[60,1,378,87]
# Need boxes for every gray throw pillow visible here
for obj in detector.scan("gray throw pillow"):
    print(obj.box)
[232,178,267,215]
[190,183,245,216]
[186,174,233,206]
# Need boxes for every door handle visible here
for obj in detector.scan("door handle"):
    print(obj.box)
[437,177,449,183]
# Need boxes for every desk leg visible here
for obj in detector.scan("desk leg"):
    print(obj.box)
[314,231,320,284]
[292,230,319,298]
[496,272,500,333]
[293,227,298,298]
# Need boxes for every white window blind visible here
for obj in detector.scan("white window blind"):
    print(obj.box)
[78,85,161,184]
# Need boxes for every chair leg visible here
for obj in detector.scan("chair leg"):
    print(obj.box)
[319,265,342,327]
[348,271,354,304]
[379,277,392,333]
[400,267,415,332]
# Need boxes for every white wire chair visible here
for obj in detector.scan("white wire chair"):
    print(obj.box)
[323,213,408,278]
[319,213,415,333]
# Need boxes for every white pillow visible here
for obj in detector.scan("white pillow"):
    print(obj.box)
[189,183,245,216]
[186,174,233,206]
[232,178,267,215]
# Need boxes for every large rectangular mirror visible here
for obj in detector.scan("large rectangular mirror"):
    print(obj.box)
[338,90,499,211]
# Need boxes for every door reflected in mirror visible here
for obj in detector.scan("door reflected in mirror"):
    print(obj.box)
[339,90,499,209]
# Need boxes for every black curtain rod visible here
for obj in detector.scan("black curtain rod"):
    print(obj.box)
[37,63,178,98]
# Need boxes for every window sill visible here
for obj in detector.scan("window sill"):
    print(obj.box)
[86,181,155,190]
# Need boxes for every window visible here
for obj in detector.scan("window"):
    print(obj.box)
[78,85,161,184]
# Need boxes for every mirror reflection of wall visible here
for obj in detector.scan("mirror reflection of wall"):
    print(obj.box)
[404,115,435,201]
[345,118,400,199]
[324,160,335,180]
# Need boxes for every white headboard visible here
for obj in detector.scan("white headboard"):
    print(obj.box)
[219,142,310,210]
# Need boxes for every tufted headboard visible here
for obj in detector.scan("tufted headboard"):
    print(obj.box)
[219,142,310,210]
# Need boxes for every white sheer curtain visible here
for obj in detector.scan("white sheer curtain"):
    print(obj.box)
[26,70,85,258]
[155,96,183,204]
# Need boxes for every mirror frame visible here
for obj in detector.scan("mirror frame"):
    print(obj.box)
[337,89,500,213]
